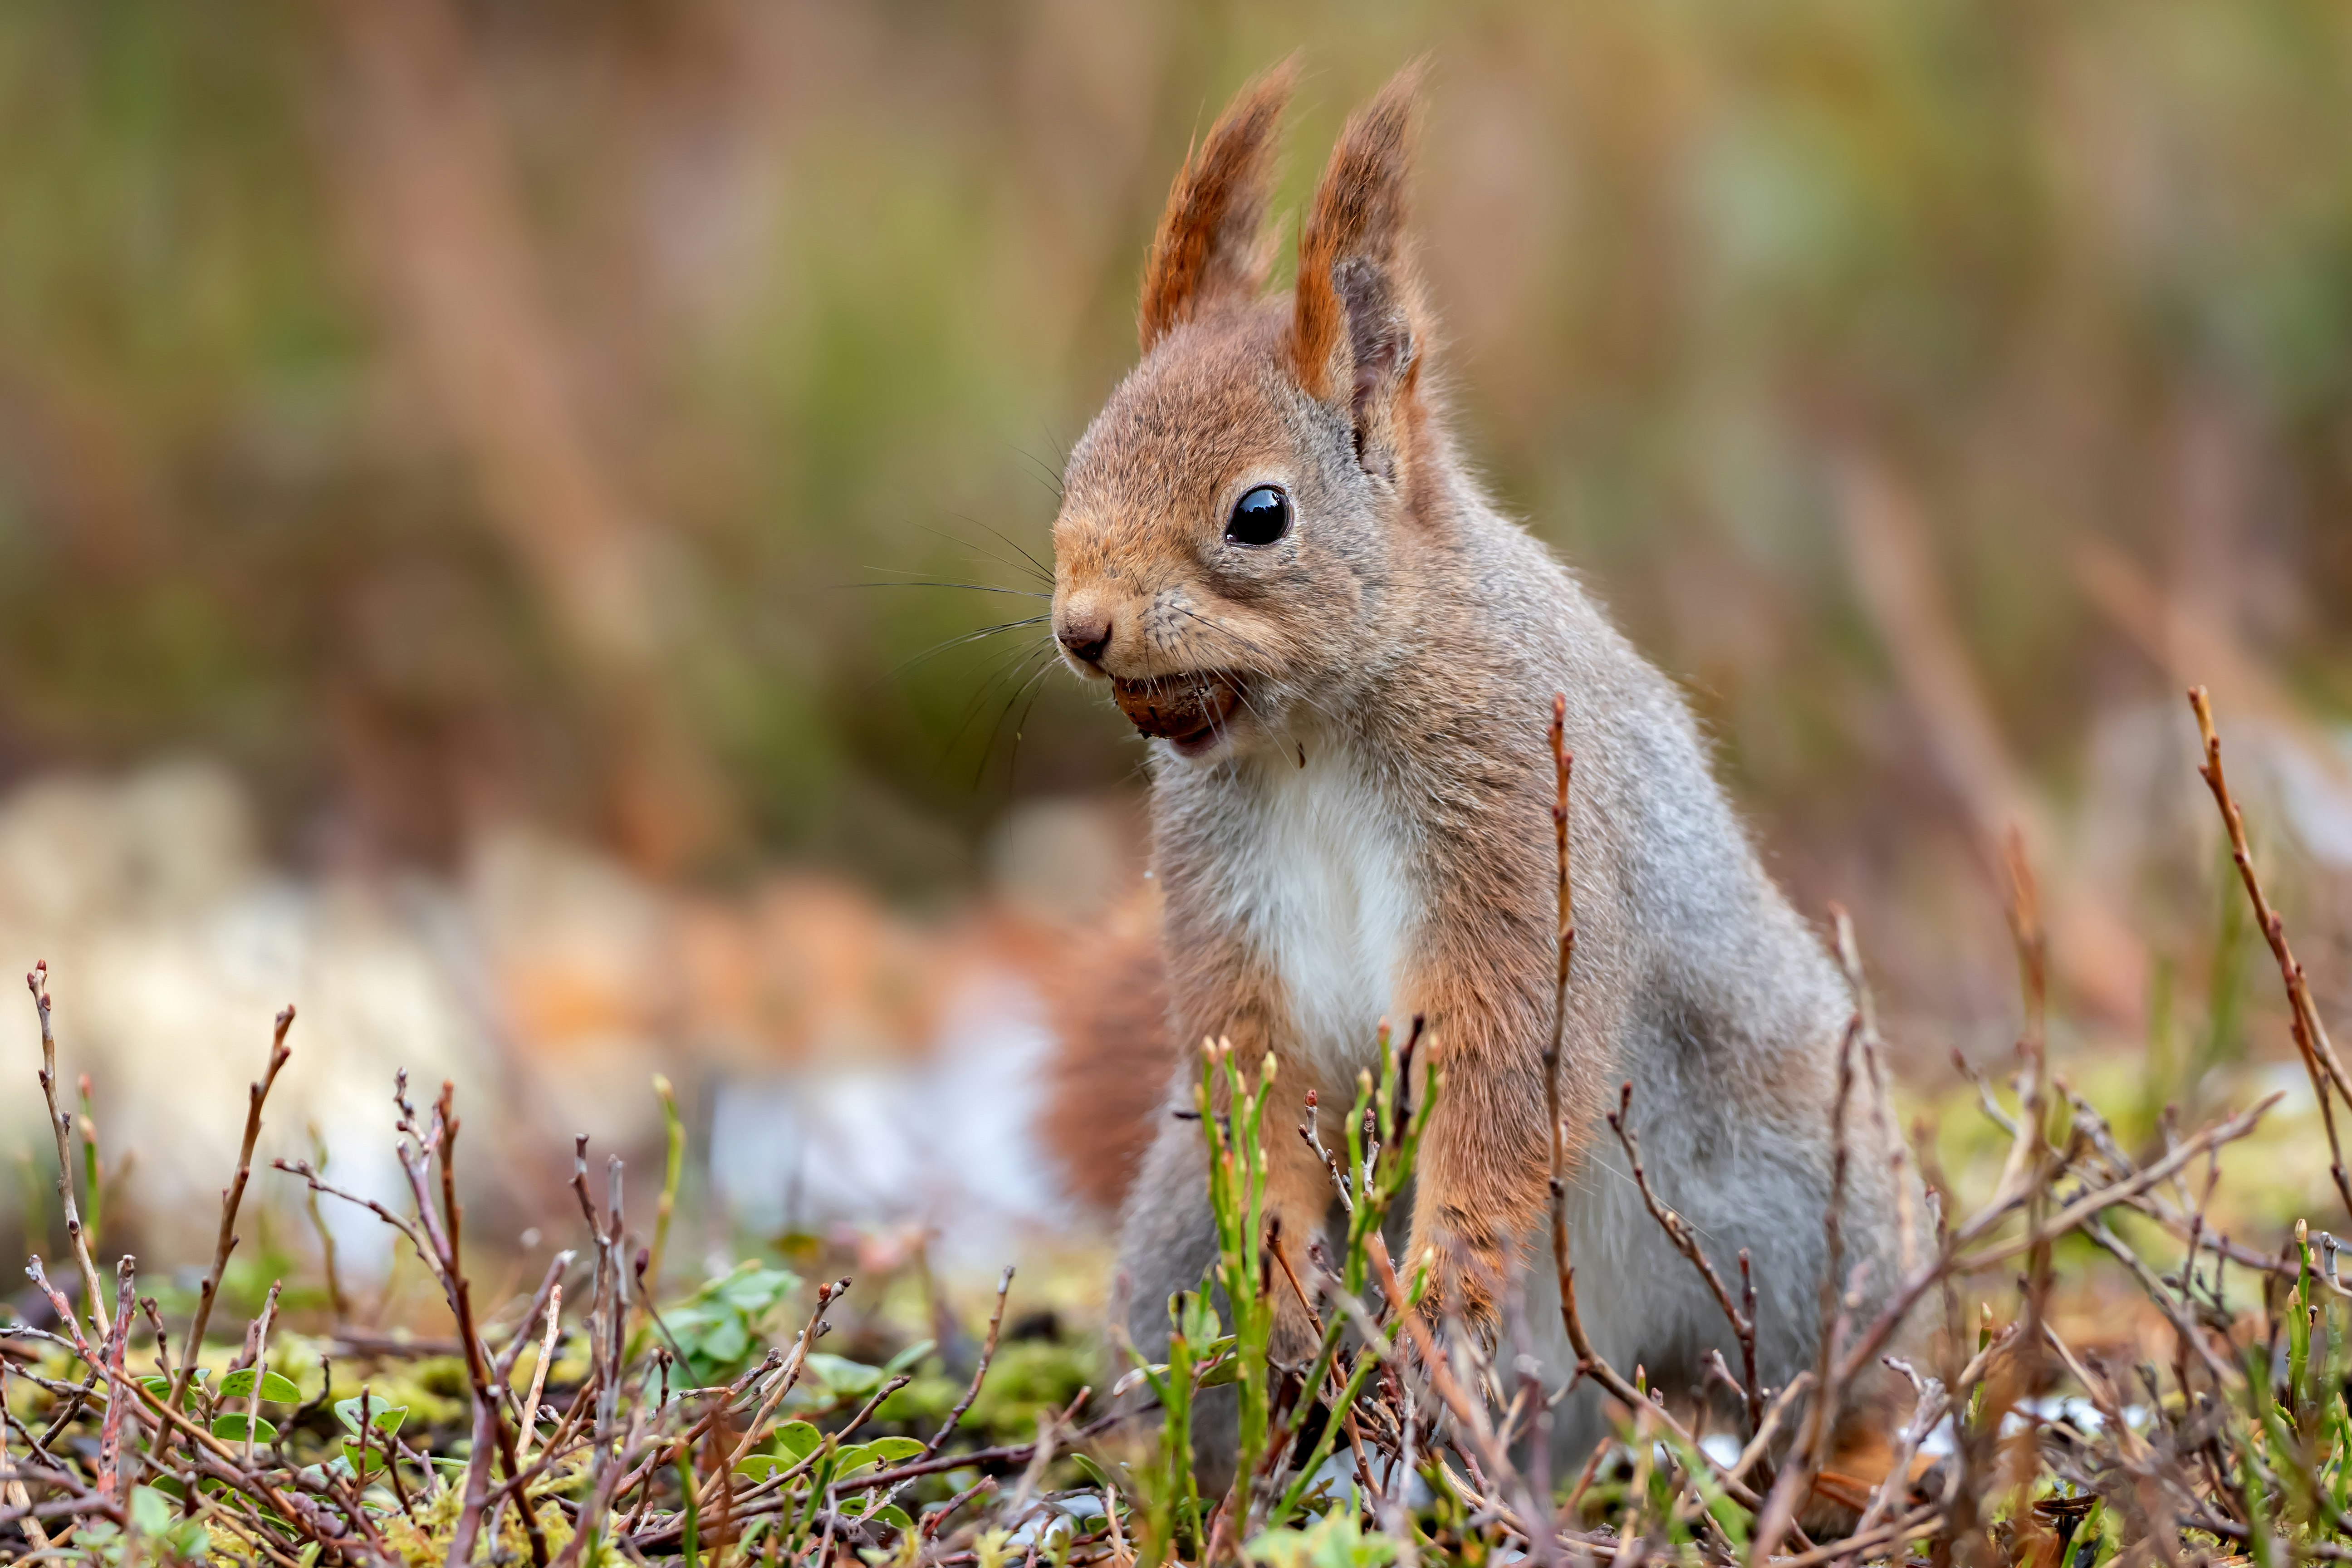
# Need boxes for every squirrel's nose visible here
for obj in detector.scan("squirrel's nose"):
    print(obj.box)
[1058,613,1112,666]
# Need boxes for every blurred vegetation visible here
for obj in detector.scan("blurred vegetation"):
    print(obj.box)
[0,0,2347,930]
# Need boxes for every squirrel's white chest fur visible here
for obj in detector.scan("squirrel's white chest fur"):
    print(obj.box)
[1213,742,1418,1084]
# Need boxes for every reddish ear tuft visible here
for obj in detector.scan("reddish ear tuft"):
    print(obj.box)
[1288,60,1427,405]
[1139,58,1298,351]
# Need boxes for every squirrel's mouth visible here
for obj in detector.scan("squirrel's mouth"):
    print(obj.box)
[1111,673,1247,755]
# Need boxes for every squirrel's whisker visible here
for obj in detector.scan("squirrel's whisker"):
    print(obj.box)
[971,645,1066,789]
[931,637,1060,777]
[845,575,1050,600]
[915,513,1055,586]
[874,616,1053,689]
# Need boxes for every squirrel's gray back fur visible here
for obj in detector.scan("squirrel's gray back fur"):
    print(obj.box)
[1048,59,1916,1480]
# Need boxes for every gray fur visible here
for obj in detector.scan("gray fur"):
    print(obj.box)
[1052,71,1914,1477]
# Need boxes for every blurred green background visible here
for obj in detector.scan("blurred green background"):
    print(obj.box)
[2,0,2350,1200]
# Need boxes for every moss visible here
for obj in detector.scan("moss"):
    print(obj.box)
[374,1461,579,1566]
[960,1339,1096,1445]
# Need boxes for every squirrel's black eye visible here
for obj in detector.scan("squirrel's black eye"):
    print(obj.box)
[1225,485,1291,547]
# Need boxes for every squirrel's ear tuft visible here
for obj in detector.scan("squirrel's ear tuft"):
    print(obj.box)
[1287,61,1429,480]
[1139,58,1297,351]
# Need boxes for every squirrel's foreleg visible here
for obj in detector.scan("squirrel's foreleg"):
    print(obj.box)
[1397,970,1561,1348]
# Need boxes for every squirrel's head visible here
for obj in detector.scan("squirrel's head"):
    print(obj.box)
[1052,59,1437,761]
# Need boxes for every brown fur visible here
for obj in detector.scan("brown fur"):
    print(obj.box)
[1082,197,1579,1325]
[1046,59,1916,1478]
[1038,888,1170,1215]
[1287,60,1426,410]
[1138,59,1296,352]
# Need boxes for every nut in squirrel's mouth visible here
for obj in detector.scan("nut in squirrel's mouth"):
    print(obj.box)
[1111,673,1246,755]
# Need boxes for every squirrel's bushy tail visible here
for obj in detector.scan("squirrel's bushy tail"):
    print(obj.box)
[1038,887,1171,1216]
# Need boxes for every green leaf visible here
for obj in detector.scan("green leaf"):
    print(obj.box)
[799,1352,883,1400]
[775,1420,822,1459]
[711,1265,800,1313]
[211,1412,279,1444]
[700,1316,751,1365]
[132,1485,205,1557]
[839,1493,913,1529]
[1069,1453,1119,1496]
[138,1371,209,1410]
[130,1485,176,1537]
[834,1443,877,1474]
[1196,1350,1243,1389]
[881,1339,935,1376]
[1660,1429,1749,1548]
[1179,1294,1222,1344]
[333,1396,408,1435]
[863,1437,923,1465]
[734,1455,785,1483]
[219,1368,302,1403]
[339,1441,390,1476]
[1245,1512,1396,1568]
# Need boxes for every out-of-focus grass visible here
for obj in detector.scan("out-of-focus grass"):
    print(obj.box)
[0,0,2346,908]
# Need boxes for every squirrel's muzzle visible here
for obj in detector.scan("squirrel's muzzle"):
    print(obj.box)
[1112,674,1245,750]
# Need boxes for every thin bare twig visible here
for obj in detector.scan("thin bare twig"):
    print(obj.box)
[517,1283,564,1465]
[27,965,110,1340]
[1748,1015,1862,1560]
[167,1004,295,1435]
[94,1258,136,1500]
[922,1267,1014,1461]
[1606,1082,1762,1438]
[2190,684,2352,1223]
[426,1082,550,1568]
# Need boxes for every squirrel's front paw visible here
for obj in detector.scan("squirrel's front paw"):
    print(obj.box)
[1270,1284,1324,1366]
[1403,1236,1505,1361]
[1392,1292,1504,1419]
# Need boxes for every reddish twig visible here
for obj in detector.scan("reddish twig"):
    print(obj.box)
[1539,693,1578,1552]
[1605,1082,1763,1439]
[724,1277,850,1470]
[94,1257,136,1499]
[922,1266,1014,1461]
[923,1476,998,1540]
[1832,906,1917,1278]
[517,1282,564,1463]
[495,1251,578,1381]
[234,1279,282,1469]
[2189,685,2352,1224]
[421,1082,549,1568]
[27,965,111,1340]
[167,1005,295,1436]
[1749,1014,1861,1561]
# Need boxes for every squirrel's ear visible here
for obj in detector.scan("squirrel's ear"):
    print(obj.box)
[1287,62,1428,481]
[1139,59,1297,351]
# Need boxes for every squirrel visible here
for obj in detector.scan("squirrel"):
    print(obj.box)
[1041,59,1916,1496]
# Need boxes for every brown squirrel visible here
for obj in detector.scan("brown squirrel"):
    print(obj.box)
[1042,59,1914,1486]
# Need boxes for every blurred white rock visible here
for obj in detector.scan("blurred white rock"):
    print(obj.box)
[0,757,1099,1282]
[706,968,1068,1269]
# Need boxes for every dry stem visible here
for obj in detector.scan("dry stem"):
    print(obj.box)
[27,965,109,1340]
[167,1004,295,1432]
[1605,1082,1762,1438]
[2189,684,2352,1222]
